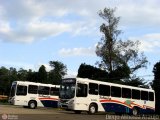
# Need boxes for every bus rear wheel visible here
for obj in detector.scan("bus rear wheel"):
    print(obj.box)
[88,104,97,114]
[132,108,138,116]
[29,101,37,109]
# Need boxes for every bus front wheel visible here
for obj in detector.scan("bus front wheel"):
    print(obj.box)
[28,101,37,109]
[88,104,97,114]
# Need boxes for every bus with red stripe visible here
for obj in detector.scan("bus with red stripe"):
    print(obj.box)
[59,78,155,115]
[9,81,59,109]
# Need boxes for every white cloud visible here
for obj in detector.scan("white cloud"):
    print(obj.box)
[129,33,160,52]
[59,46,96,57]
[0,0,160,43]
[0,20,72,43]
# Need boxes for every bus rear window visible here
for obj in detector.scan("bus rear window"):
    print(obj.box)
[149,92,154,101]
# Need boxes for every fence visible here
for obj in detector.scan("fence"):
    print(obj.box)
[0,95,8,100]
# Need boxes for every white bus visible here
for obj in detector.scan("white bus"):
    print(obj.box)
[8,81,60,109]
[59,78,155,115]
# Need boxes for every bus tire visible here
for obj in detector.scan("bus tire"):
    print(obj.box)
[74,110,81,114]
[28,100,37,109]
[132,107,138,116]
[88,103,97,114]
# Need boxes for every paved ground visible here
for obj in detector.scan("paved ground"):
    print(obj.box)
[0,105,107,120]
[0,105,159,120]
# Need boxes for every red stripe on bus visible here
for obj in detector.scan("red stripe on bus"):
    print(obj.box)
[100,99,155,110]
[39,98,58,101]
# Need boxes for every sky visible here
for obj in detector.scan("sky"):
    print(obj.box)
[0,0,160,82]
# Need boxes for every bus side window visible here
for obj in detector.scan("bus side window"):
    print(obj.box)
[16,85,27,96]
[76,83,87,97]
[141,91,148,100]
[50,87,59,96]
[89,83,98,95]
[111,86,121,97]
[132,89,140,100]
[38,86,50,95]
[122,88,131,98]
[28,85,38,94]
[99,84,110,96]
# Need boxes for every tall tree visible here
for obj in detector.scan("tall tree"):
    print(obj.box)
[96,8,121,72]
[49,61,67,84]
[96,8,148,79]
[152,62,160,114]
[38,65,47,83]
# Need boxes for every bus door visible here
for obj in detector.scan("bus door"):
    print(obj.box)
[76,83,88,110]
[15,84,27,105]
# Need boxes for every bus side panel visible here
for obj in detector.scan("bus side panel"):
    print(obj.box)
[101,103,131,113]
[38,96,59,108]
[14,96,28,106]
[100,98,155,114]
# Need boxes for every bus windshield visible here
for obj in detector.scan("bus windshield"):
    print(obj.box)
[60,78,76,99]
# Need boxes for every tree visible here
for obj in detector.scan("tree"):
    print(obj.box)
[26,69,38,82]
[38,65,47,83]
[17,68,28,81]
[108,63,131,82]
[49,61,67,84]
[96,8,148,80]
[96,8,121,72]
[152,62,160,114]
[77,63,108,81]
[0,67,10,95]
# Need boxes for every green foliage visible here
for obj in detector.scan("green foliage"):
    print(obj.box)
[77,63,145,87]
[77,63,108,81]
[0,61,67,95]
[17,68,28,81]
[109,63,131,81]
[153,61,160,114]
[0,67,12,95]
[49,61,67,84]
[38,65,47,83]
[122,77,145,87]
[27,70,38,82]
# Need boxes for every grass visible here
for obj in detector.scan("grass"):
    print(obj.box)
[0,99,9,105]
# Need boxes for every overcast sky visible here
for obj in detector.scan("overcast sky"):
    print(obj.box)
[0,0,160,81]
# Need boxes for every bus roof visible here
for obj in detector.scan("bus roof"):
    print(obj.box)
[66,77,154,92]
[12,81,60,87]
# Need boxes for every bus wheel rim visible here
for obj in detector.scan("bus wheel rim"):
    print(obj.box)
[133,109,137,115]
[90,106,96,113]
[31,103,35,108]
